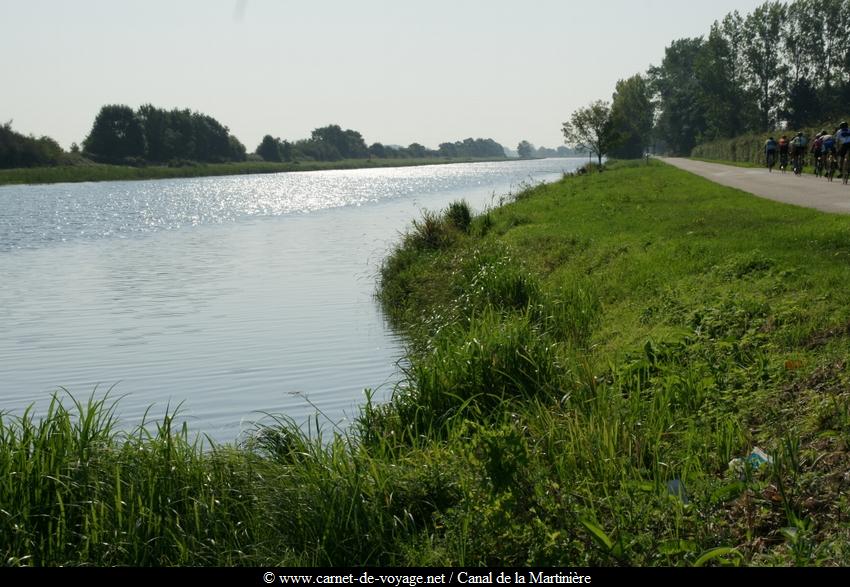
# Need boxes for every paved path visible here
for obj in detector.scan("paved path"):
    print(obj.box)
[662,157,850,215]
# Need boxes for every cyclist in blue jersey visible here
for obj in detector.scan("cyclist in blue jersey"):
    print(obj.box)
[821,131,838,181]
[764,137,778,171]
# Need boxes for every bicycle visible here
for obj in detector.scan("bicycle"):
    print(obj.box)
[813,152,823,177]
[825,152,837,182]
[779,151,789,173]
[792,150,805,176]
[843,153,850,185]
[766,151,776,172]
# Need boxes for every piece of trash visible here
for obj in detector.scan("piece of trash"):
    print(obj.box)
[785,360,803,370]
[666,479,689,504]
[728,458,746,479]
[746,447,773,470]
[728,447,773,480]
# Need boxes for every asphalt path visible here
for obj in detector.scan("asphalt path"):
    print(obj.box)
[662,157,850,215]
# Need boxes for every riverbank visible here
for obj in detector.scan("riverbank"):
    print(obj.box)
[3,160,850,566]
[0,156,507,186]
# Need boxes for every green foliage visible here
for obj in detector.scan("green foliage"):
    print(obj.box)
[82,104,244,165]
[609,75,653,159]
[648,38,710,155]
[445,200,473,233]
[562,100,617,165]
[310,125,368,159]
[0,122,64,168]
[82,104,146,163]
[517,140,535,159]
[256,134,285,162]
[438,138,506,159]
[650,0,850,153]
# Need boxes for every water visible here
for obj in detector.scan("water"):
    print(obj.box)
[0,158,583,443]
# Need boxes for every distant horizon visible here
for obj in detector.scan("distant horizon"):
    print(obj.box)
[2,0,767,151]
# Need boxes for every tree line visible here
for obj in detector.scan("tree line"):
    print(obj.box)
[255,129,506,163]
[82,104,247,165]
[515,141,578,159]
[1,106,510,169]
[564,0,850,159]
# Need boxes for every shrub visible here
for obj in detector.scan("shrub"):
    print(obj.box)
[444,200,473,233]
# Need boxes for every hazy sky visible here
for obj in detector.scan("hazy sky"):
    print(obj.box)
[2,0,768,152]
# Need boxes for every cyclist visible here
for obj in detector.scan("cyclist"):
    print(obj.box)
[837,122,850,183]
[822,130,837,181]
[764,136,778,171]
[778,135,790,172]
[811,131,825,177]
[790,132,807,175]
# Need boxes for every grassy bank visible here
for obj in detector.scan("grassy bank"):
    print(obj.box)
[4,160,850,566]
[0,157,504,187]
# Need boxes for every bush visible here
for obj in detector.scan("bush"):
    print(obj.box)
[444,200,473,233]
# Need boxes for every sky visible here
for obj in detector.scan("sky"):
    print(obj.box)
[1,0,768,152]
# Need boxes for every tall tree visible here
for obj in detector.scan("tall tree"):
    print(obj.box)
[694,22,758,139]
[562,100,616,165]
[406,143,427,158]
[137,104,170,162]
[648,38,708,155]
[609,75,653,158]
[742,2,786,131]
[516,140,535,158]
[309,125,369,160]
[228,135,247,161]
[369,142,387,158]
[256,135,282,162]
[83,104,146,163]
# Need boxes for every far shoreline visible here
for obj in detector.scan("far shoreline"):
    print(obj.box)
[0,156,557,187]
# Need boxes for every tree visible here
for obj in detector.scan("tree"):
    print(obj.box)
[609,75,653,158]
[137,103,170,162]
[648,38,708,155]
[437,142,457,158]
[693,22,758,140]
[562,100,616,165]
[0,121,64,168]
[256,135,282,162]
[82,104,146,163]
[369,142,387,158]
[742,2,786,131]
[517,140,535,158]
[406,143,427,158]
[782,77,820,128]
[228,135,247,161]
[309,124,369,160]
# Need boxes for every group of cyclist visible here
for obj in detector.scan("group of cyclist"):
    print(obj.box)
[764,122,850,183]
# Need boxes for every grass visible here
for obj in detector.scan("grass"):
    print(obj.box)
[4,159,850,566]
[0,157,507,187]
